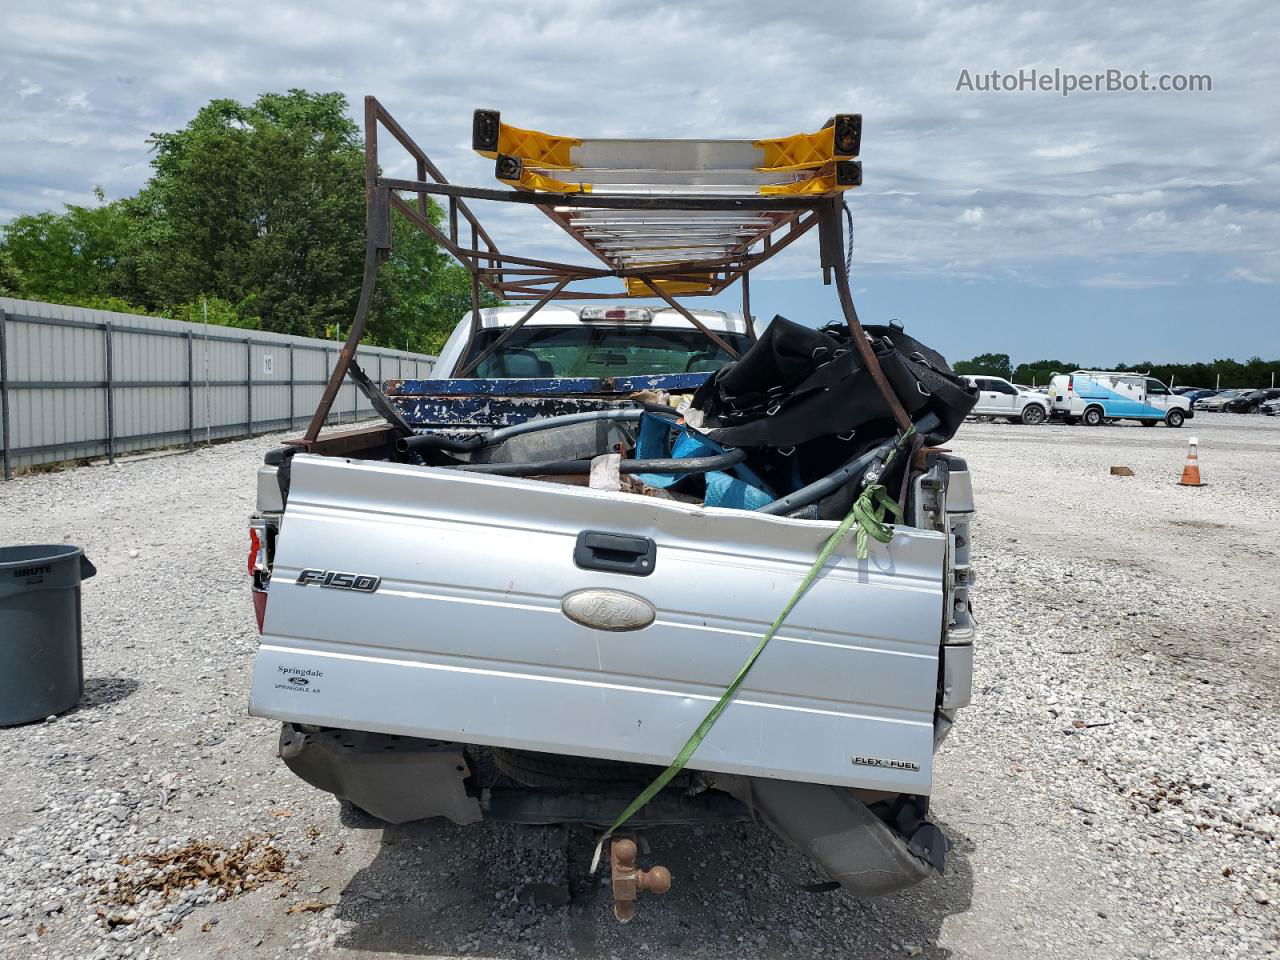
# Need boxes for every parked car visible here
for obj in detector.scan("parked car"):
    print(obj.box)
[1195,389,1252,411]
[1262,397,1280,416]
[1224,388,1280,414]
[963,376,1050,424]
[1046,370,1191,427]
[1178,389,1220,408]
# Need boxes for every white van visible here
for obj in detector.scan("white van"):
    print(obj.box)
[1047,371,1192,427]
[962,375,1050,424]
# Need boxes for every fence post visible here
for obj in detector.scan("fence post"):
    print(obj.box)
[104,323,115,465]
[245,338,253,437]
[0,309,10,481]
[186,331,195,449]
[328,349,336,424]
[288,343,295,429]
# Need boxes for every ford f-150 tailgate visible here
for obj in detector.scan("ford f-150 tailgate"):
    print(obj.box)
[249,454,947,795]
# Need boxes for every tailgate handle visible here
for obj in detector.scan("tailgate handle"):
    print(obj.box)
[574,531,656,577]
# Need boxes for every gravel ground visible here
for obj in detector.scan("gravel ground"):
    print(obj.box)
[1,412,1276,960]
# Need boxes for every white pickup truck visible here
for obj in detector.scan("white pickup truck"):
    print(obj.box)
[963,375,1050,424]
[246,305,976,909]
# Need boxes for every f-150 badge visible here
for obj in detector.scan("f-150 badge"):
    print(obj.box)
[296,569,381,592]
[561,589,655,631]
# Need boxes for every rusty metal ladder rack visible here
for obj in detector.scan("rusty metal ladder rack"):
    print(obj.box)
[304,98,909,443]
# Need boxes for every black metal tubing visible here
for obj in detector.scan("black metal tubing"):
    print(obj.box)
[755,413,941,516]
[396,432,482,455]
[622,448,745,473]
[454,447,746,477]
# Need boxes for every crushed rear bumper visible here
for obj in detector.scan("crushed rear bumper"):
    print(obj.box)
[715,774,946,897]
[278,725,483,825]
[279,724,946,898]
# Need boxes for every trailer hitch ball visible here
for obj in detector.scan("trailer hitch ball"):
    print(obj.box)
[610,837,671,922]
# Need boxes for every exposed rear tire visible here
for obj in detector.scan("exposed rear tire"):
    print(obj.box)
[1082,406,1104,426]
[1020,405,1047,425]
[1166,409,1185,428]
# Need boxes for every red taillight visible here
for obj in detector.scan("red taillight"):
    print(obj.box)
[248,527,261,576]
[1067,375,1074,393]
[248,523,268,632]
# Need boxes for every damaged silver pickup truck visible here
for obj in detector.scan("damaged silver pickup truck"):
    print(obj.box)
[245,101,979,920]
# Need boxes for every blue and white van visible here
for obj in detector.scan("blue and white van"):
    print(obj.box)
[1047,371,1192,427]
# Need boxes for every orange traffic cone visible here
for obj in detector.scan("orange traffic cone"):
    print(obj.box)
[1178,437,1206,487]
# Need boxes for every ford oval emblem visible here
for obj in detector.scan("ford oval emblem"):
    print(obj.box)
[561,589,656,632]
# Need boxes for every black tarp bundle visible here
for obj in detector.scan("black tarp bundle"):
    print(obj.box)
[688,316,977,518]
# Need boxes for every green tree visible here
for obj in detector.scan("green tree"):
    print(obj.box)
[1012,360,1078,386]
[0,187,136,305]
[1,89,489,346]
[170,296,261,330]
[127,90,367,337]
[0,246,22,296]
[954,352,1013,379]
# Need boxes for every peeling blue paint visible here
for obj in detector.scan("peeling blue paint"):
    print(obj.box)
[384,373,711,397]
[394,395,637,428]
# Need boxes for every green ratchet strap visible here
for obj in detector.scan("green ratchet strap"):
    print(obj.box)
[590,425,918,872]
[852,484,903,559]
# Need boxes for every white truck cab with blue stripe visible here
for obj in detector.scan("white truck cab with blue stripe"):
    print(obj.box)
[1048,370,1191,427]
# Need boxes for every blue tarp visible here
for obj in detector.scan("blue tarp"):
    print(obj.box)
[632,414,774,510]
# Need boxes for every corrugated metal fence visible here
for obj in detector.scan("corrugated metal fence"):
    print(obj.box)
[0,298,437,478]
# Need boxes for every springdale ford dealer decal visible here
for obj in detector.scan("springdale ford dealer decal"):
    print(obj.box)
[274,665,323,694]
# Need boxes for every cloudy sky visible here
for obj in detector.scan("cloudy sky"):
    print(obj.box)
[2,0,1277,365]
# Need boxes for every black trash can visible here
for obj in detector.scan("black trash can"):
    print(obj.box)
[0,544,96,726]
